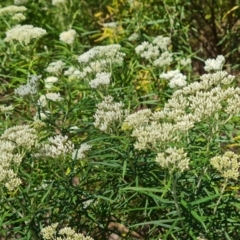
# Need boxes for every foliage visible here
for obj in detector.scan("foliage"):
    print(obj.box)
[0,0,240,240]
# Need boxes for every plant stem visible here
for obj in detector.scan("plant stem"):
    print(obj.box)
[171,174,183,226]
[213,178,228,214]
[195,166,208,195]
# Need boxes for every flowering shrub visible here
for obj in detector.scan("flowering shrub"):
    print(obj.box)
[0,0,240,240]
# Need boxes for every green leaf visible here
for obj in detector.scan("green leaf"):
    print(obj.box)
[121,186,164,193]
[122,159,127,178]
[190,210,207,231]
[131,219,182,230]
[190,193,220,206]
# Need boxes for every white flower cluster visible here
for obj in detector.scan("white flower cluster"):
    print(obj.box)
[225,91,240,115]
[123,97,192,151]
[37,93,63,107]
[173,71,235,98]
[152,35,171,51]
[1,125,38,149]
[82,198,94,209]
[4,24,47,46]
[31,119,47,131]
[0,105,14,113]
[12,12,26,21]
[44,76,58,89]
[72,143,92,160]
[135,41,159,60]
[128,32,139,41]
[135,35,172,67]
[14,75,41,97]
[204,55,225,72]
[188,87,226,120]
[89,72,111,88]
[35,135,74,159]
[122,109,152,130]
[52,0,66,5]
[0,5,27,16]
[14,0,28,5]
[34,111,50,121]
[73,44,125,88]
[45,92,62,102]
[41,223,94,240]
[160,70,187,88]
[0,125,38,191]
[155,147,190,172]
[169,72,239,122]
[0,139,22,191]
[210,151,240,180]
[60,29,77,45]
[78,45,125,73]
[123,57,240,151]
[93,96,129,133]
[46,60,65,74]
[153,51,173,68]
[102,22,117,28]
[132,122,177,150]
[78,44,125,65]
[180,58,191,67]
[64,66,85,80]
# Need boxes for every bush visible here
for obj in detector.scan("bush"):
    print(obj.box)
[0,0,240,239]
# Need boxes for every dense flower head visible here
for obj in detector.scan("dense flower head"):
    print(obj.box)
[14,75,41,97]
[180,58,191,66]
[4,24,47,45]
[41,223,94,240]
[173,71,235,98]
[46,92,62,102]
[67,45,124,83]
[135,41,159,60]
[64,66,85,80]
[0,5,27,16]
[128,32,139,41]
[93,96,129,133]
[37,93,63,107]
[52,0,66,5]
[41,223,58,239]
[46,60,65,74]
[31,119,47,130]
[0,105,14,113]
[72,143,92,160]
[0,125,37,191]
[132,122,178,150]
[135,35,171,64]
[155,147,190,172]
[12,12,26,21]
[34,111,50,121]
[44,76,58,89]
[160,70,187,88]
[0,124,38,149]
[210,151,240,180]
[153,51,173,67]
[204,55,225,72]
[152,35,171,51]
[60,29,77,44]
[122,109,152,131]
[126,54,240,152]
[89,72,111,88]
[102,22,118,28]
[225,91,240,115]
[78,44,125,66]
[14,0,28,5]
[35,135,74,159]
